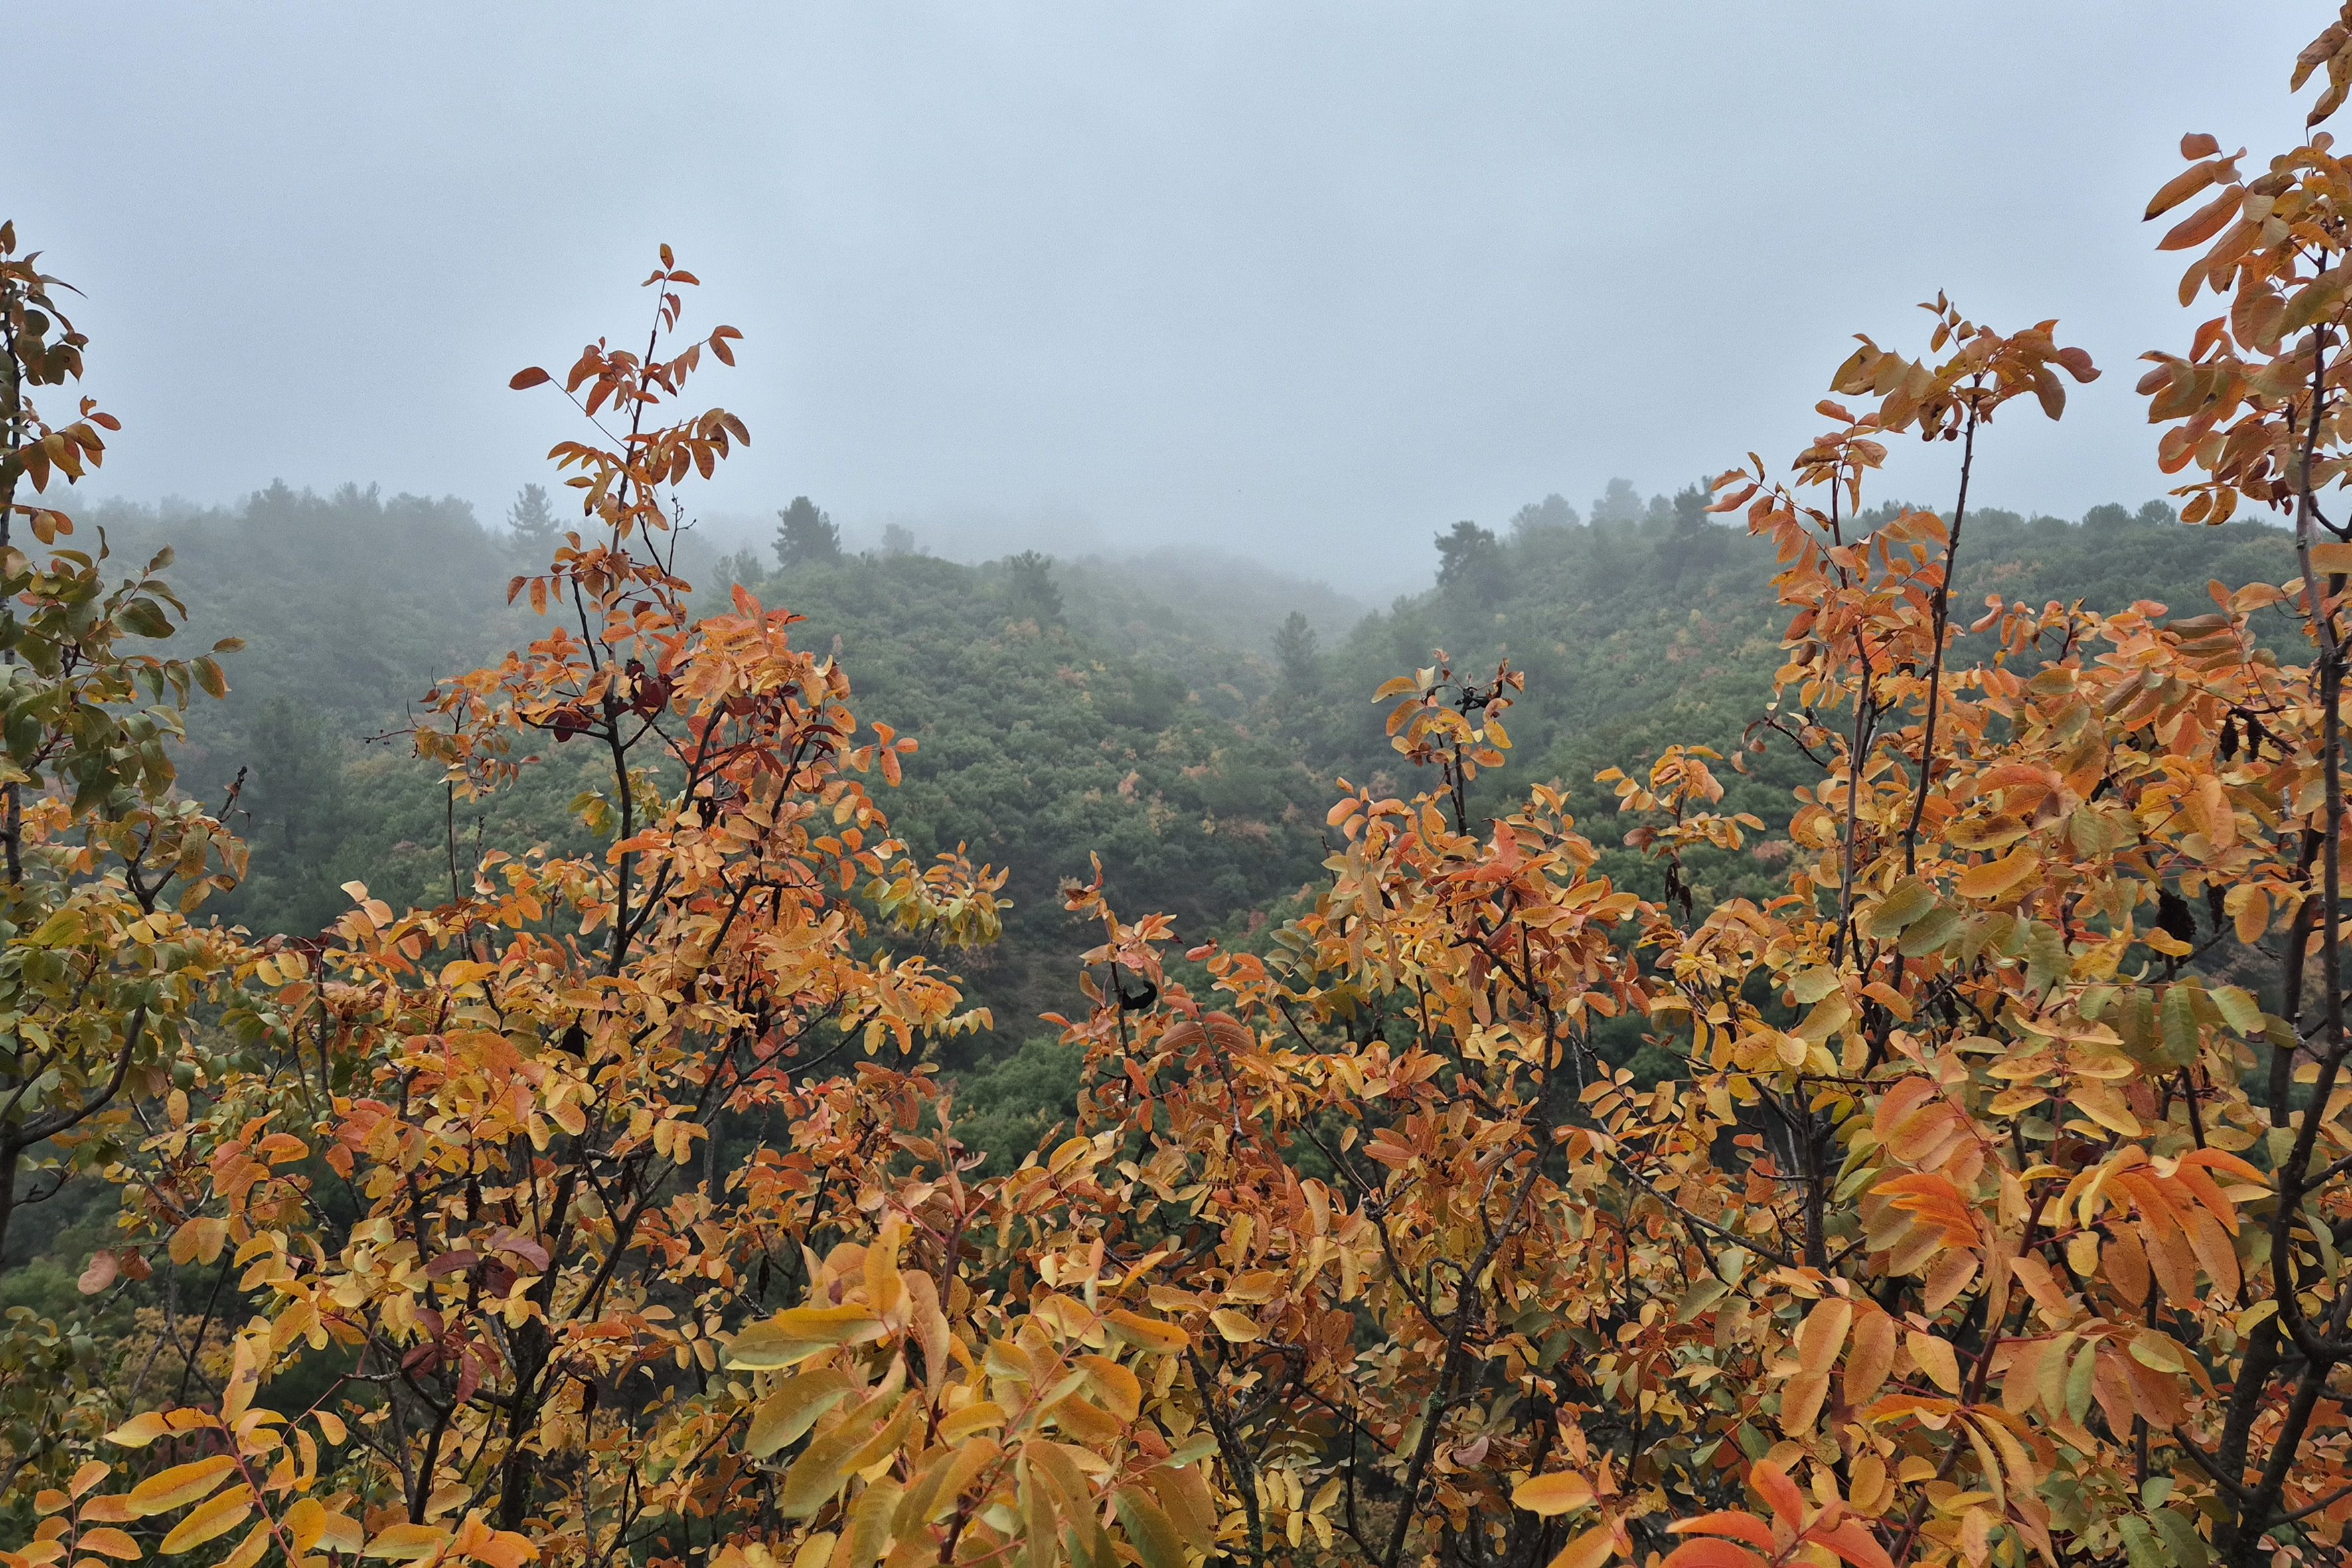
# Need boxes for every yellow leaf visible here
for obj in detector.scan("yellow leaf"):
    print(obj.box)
[364,1523,453,1561]
[106,1413,171,1450]
[1080,1355,1142,1422]
[285,1498,327,1553]
[2071,1081,2144,1137]
[839,1395,920,1476]
[127,1456,237,1518]
[1104,1309,1188,1354]
[220,1338,262,1424]
[1144,1464,1218,1551]
[779,1406,878,1519]
[1796,1296,1853,1375]
[1786,967,1841,1004]
[157,1484,254,1554]
[726,1306,878,1370]
[1210,1308,1262,1342]
[1513,1472,1596,1516]
[1909,1331,1962,1394]
[937,1401,1007,1442]
[218,1520,272,1568]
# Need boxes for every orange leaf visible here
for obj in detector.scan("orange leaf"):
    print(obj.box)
[73,1528,141,1561]
[1956,848,2040,901]
[1810,1519,1897,1568]
[1668,1514,1778,1552]
[2145,160,2222,220]
[1844,1311,1896,1407]
[1751,1461,1809,1530]
[1782,1372,1831,1435]
[1662,1539,1764,1568]
[1514,1472,1596,1516]
[2157,187,2243,251]
[1549,1524,1622,1568]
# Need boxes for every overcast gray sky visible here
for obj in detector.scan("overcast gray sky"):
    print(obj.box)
[21,4,2329,594]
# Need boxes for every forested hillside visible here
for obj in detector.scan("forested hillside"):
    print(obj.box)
[56,476,2298,1097]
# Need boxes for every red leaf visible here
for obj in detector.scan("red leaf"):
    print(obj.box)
[509,366,552,390]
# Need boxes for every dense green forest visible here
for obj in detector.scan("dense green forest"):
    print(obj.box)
[80,481,2302,1040]
[0,478,2294,1322]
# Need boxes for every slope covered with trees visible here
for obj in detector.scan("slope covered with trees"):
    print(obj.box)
[63,481,2290,1077]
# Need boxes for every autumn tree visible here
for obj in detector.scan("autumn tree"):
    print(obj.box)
[0,222,248,1508]
[21,251,1251,1568]
[1034,13,2352,1568]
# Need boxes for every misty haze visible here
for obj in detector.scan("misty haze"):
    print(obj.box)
[7,7,2352,1566]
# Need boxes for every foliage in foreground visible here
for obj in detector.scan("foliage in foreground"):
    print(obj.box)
[21,12,2352,1568]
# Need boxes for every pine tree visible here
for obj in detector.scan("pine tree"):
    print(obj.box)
[771,494,841,567]
[505,481,562,556]
[1272,609,1319,686]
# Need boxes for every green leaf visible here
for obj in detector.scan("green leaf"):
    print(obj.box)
[2152,1510,2210,1568]
[1897,903,1962,957]
[2066,1340,2098,1426]
[747,1368,856,1458]
[1873,877,1935,934]
[1787,967,1840,1004]
[1676,1277,1731,1323]
[2161,985,2201,1067]
[2120,1518,2165,1568]
[1113,1484,1185,1568]
[2211,984,2264,1036]
[777,1409,870,1518]
[2023,921,2070,993]
[116,597,175,639]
